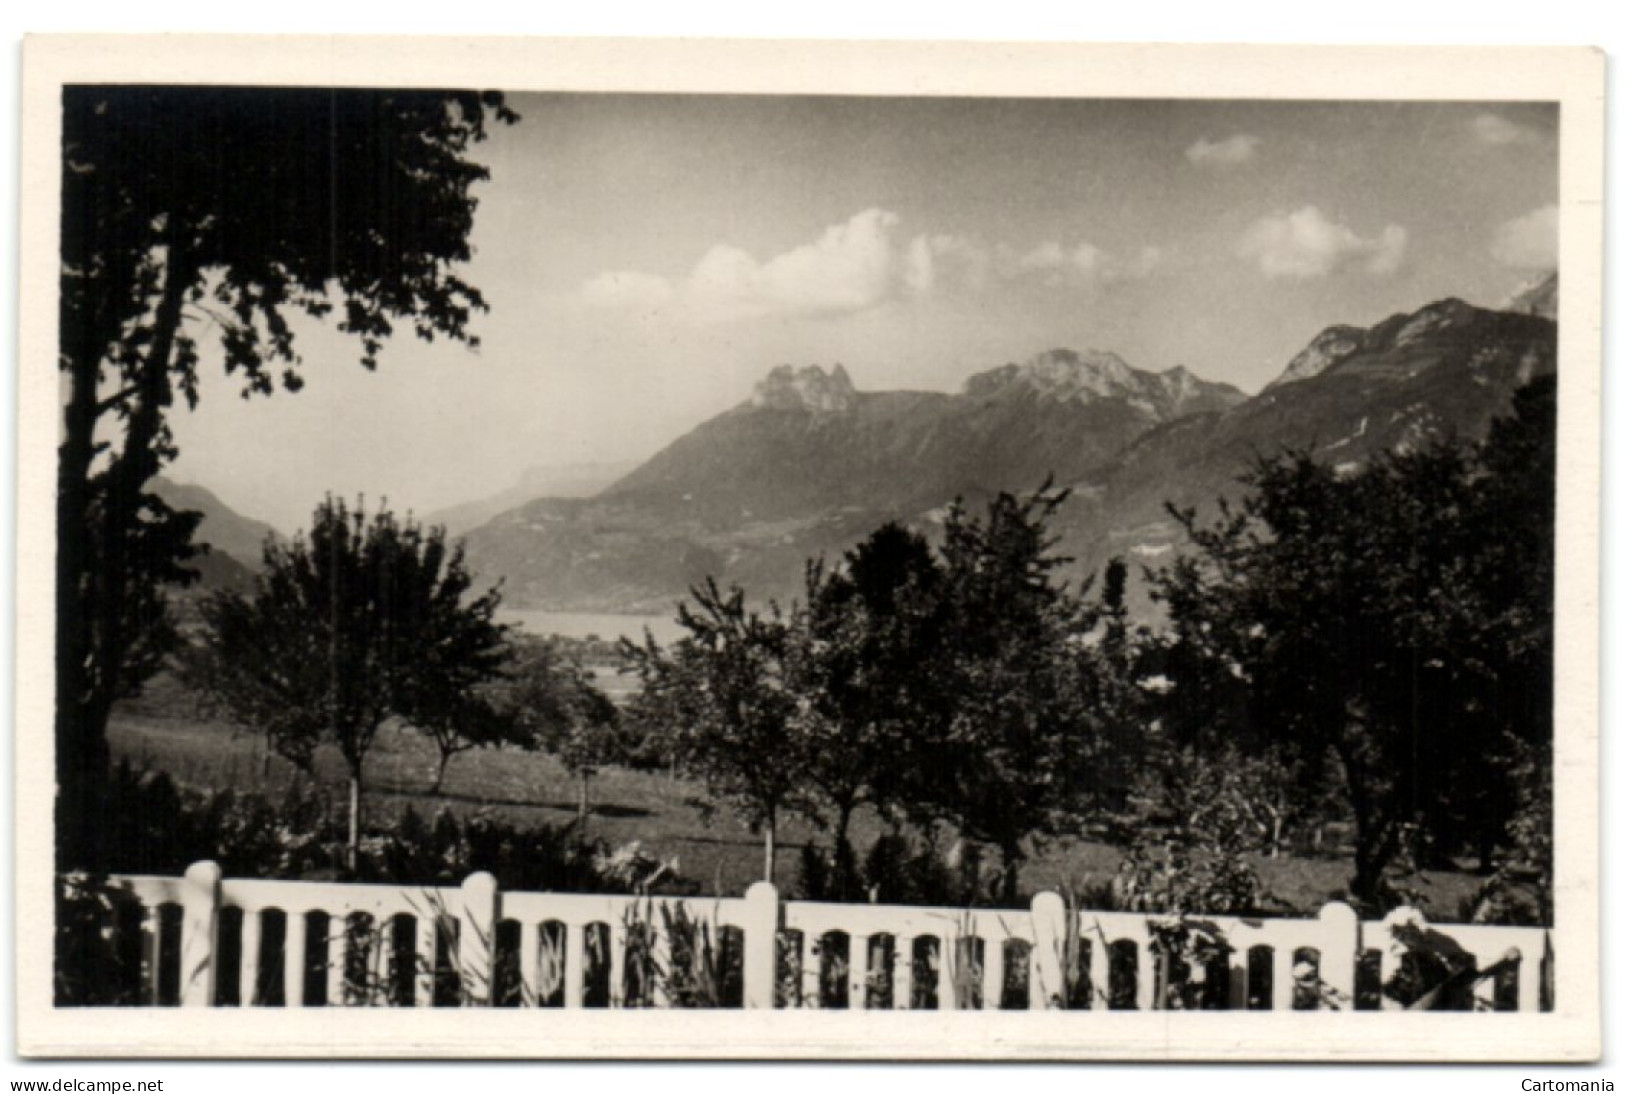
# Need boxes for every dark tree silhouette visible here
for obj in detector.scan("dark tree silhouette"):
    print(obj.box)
[56,86,515,868]
[897,483,1129,905]
[787,523,946,898]
[1154,380,1556,907]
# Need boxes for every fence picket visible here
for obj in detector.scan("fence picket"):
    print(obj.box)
[414,914,437,1007]
[563,923,586,1009]
[1029,892,1064,1011]
[1135,938,1156,1011]
[239,909,262,1007]
[180,861,221,1007]
[894,935,914,1010]
[520,921,541,1006]
[140,906,162,1006]
[284,911,307,1008]
[324,915,344,1006]
[983,934,1004,1011]
[849,932,870,1009]
[608,922,627,1007]
[1516,946,1541,1013]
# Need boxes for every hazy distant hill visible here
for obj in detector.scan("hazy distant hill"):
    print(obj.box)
[150,476,282,593]
[423,461,638,537]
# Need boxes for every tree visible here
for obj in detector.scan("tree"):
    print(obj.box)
[57,86,516,869]
[189,497,509,868]
[897,483,1129,904]
[786,524,946,898]
[1153,383,1556,907]
[499,636,625,830]
[624,580,802,883]
[409,679,529,796]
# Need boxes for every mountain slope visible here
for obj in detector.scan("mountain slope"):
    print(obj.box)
[423,461,637,538]
[150,477,282,593]
[463,351,1244,610]
[460,295,1555,615]
[1063,297,1558,590]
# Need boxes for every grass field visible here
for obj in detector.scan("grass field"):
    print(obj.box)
[106,673,1485,918]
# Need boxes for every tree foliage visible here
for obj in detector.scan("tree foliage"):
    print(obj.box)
[1151,378,1556,909]
[623,580,802,882]
[57,86,515,869]
[188,497,510,865]
[895,484,1138,902]
[496,636,626,824]
[785,523,945,897]
[634,486,1145,903]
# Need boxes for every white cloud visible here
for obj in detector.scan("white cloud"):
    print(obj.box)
[576,209,918,324]
[574,211,1160,322]
[1238,206,1408,280]
[713,208,902,321]
[904,233,986,296]
[1471,113,1537,147]
[1008,239,1161,285]
[1491,203,1558,268]
[1186,133,1261,166]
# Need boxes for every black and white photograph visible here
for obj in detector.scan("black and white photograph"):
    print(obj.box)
[12,35,1605,1061]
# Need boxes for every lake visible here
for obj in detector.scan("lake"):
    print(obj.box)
[496,609,686,646]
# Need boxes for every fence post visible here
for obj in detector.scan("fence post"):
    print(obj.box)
[742,881,779,1009]
[180,860,223,1007]
[1029,890,1065,1010]
[459,871,500,1006]
[1316,901,1359,1009]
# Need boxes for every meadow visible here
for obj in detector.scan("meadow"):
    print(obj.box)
[106,672,1484,917]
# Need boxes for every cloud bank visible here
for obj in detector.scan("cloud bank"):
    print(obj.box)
[1491,204,1558,268]
[1186,134,1261,166]
[573,209,1161,323]
[1238,206,1408,280]
[1471,113,1539,147]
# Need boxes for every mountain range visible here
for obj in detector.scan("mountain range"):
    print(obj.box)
[171,274,1558,620]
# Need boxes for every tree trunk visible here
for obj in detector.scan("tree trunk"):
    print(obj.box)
[347,769,363,874]
[1477,822,1496,877]
[999,841,1023,907]
[432,750,451,796]
[56,235,194,871]
[833,804,856,901]
[577,773,591,828]
[55,343,101,871]
[762,811,777,884]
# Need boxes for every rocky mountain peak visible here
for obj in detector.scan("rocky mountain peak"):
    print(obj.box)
[750,363,857,413]
[1503,271,1558,319]
[1268,325,1366,390]
[963,348,1242,420]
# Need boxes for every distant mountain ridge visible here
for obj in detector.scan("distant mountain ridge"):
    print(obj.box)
[1060,292,1558,605]
[423,460,638,537]
[457,350,1244,611]
[150,477,281,593]
[168,286,1559,619]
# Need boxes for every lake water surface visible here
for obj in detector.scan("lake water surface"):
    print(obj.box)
[497,609,686,645]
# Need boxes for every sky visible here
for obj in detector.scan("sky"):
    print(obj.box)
[165,94,1559,533]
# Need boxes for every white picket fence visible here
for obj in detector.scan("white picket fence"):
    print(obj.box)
[94,861,1551,1012]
